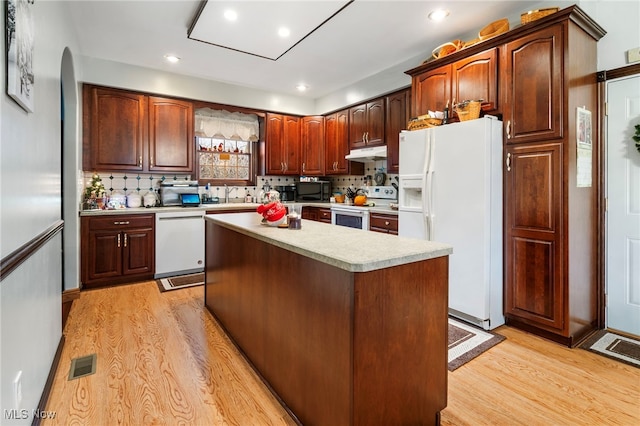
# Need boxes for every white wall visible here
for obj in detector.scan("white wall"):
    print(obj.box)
[80,56,316,116]
[0,0,80,423]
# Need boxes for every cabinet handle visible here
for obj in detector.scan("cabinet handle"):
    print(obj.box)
[117,234,121,248]
[150,156,154,169]
[281,162,284,172]
[385,221,390,226]
[334,161,338,171]
[113,221,130,225]
[506,120,511,139]
[506,152,511,172]
[302,162,306,173]
[124,233,128,248]
[139,156,143,168]
[284,162,288,172]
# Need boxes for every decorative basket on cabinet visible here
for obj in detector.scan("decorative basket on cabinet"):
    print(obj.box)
[521,7,559,24]
[453,100,482,121]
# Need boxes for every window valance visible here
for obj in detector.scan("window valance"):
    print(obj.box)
[195,108,259,141]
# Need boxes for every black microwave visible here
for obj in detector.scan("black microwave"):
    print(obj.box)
[296,181,331,201]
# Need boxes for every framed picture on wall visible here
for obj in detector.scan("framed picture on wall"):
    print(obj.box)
[5,0,35,113]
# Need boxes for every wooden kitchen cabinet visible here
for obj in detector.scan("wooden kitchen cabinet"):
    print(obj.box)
[411,48,498,119]
[301,206,331,223]
[83,85,147,171]
[325,109,364,176]
[83,85,194,173]
[349,98,385,149]
[266,113,301,175]
[148,96,194,172]
[501,26,563,145]
[369,213,398,235]
[301,116,325,176]
[385,88,411,173]
[81,214,155,289]
[501,10,605,346]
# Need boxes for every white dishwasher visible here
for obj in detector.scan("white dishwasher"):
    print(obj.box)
[155,210,205,278]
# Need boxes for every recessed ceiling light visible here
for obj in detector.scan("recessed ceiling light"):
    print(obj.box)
[164,54,180,63]
[278,27,291,38]
[224,9,238,21]
[296,84,308,92]
[428,9,449,22]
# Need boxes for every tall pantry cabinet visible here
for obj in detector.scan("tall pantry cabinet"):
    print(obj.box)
[405,5,605,346]
[502,10,605,346]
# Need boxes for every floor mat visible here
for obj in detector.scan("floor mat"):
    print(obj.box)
[448,318,505,371]
[579,330,640,368]
[157,272,204,292]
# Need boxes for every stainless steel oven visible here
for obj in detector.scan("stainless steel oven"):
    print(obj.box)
[331,206,370,230]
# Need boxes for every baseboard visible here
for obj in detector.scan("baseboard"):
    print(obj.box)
[62,288,80,330]
[32,335,65,426]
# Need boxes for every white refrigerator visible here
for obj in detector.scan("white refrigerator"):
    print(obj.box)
[398,116,504,330]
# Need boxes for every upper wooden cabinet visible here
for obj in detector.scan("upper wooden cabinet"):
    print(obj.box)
[349,98,385,148]
[385,88,411,174]
[83,85,194,173]
[501,26,563,144]
[301,116,325,176]
[412,48,498,118]
[148,97,194,172]
[266,113,301,175]
[325,110,364,176]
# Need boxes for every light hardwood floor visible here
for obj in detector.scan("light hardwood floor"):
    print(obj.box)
[45,280,639,425]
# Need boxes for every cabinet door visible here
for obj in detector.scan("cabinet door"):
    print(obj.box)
[86,229,122,281]
[318,208,332,223]
[302,206,319,221]
[148,97,194,172]
[266,113,285,174]
[365,98,385,146]
[85,86,147,171]
[325,110,357,175]
[504,143,564,331]
[301,116,325,175]
[122,228,155,276]
[503,25,563,144]
[412,64,451,118]
[283,115,301,175]
[453,48,498,115]
[349,104,368,149]
[369,213,398,235]
[385,89,410,173]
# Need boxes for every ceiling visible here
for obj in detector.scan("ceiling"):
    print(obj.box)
[66,0,552,99]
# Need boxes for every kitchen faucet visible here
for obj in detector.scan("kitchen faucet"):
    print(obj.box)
[224,185,237,203]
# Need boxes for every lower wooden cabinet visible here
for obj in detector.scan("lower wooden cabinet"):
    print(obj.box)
[369,213,398,235]
[81,214,155,288]
[302,206,331,223]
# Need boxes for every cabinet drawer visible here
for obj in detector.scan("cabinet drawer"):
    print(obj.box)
[318,208,332,223]
[85,214,155,231]
[369,213,398,234]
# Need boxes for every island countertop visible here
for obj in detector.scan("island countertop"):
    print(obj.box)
[205,212,452,273]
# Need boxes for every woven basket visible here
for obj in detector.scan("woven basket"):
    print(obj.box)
[432,40,463,59]
[408,116,442,130]
[521,7,559,24]
[454,101,482,121]
[479,18,509,40]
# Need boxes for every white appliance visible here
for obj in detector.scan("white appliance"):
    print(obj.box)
[155,210,205,278]
[398,116,503,330]
[331,186,397,230]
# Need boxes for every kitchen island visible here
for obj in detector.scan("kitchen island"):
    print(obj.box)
[204,212,452,426]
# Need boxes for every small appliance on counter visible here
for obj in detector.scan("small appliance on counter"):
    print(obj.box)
[296,180,331,201]
[159,181,199,207]
[274,184,297,202]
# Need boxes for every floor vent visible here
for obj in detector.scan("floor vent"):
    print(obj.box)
[68,354,97,380]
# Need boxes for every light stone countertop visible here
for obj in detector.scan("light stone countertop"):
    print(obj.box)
[79,201,398,216]
[205,212,452,273]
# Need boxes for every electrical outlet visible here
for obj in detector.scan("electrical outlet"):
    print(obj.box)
[13,370,23,408]
[628,47,640,63]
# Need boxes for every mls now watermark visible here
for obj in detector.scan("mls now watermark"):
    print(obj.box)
[4,408,57,420]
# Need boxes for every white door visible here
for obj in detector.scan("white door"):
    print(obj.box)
[606,74,640,336]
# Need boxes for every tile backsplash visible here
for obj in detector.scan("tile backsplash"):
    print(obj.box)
[82,160,396,205]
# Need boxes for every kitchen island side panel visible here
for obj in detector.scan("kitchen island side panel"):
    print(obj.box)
[353,256,448,424]
[205,219,448,425]
[205,221,353,425]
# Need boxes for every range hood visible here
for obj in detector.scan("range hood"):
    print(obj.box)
[345,145,387,162]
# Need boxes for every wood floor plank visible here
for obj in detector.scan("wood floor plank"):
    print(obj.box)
[44,280,639,425]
